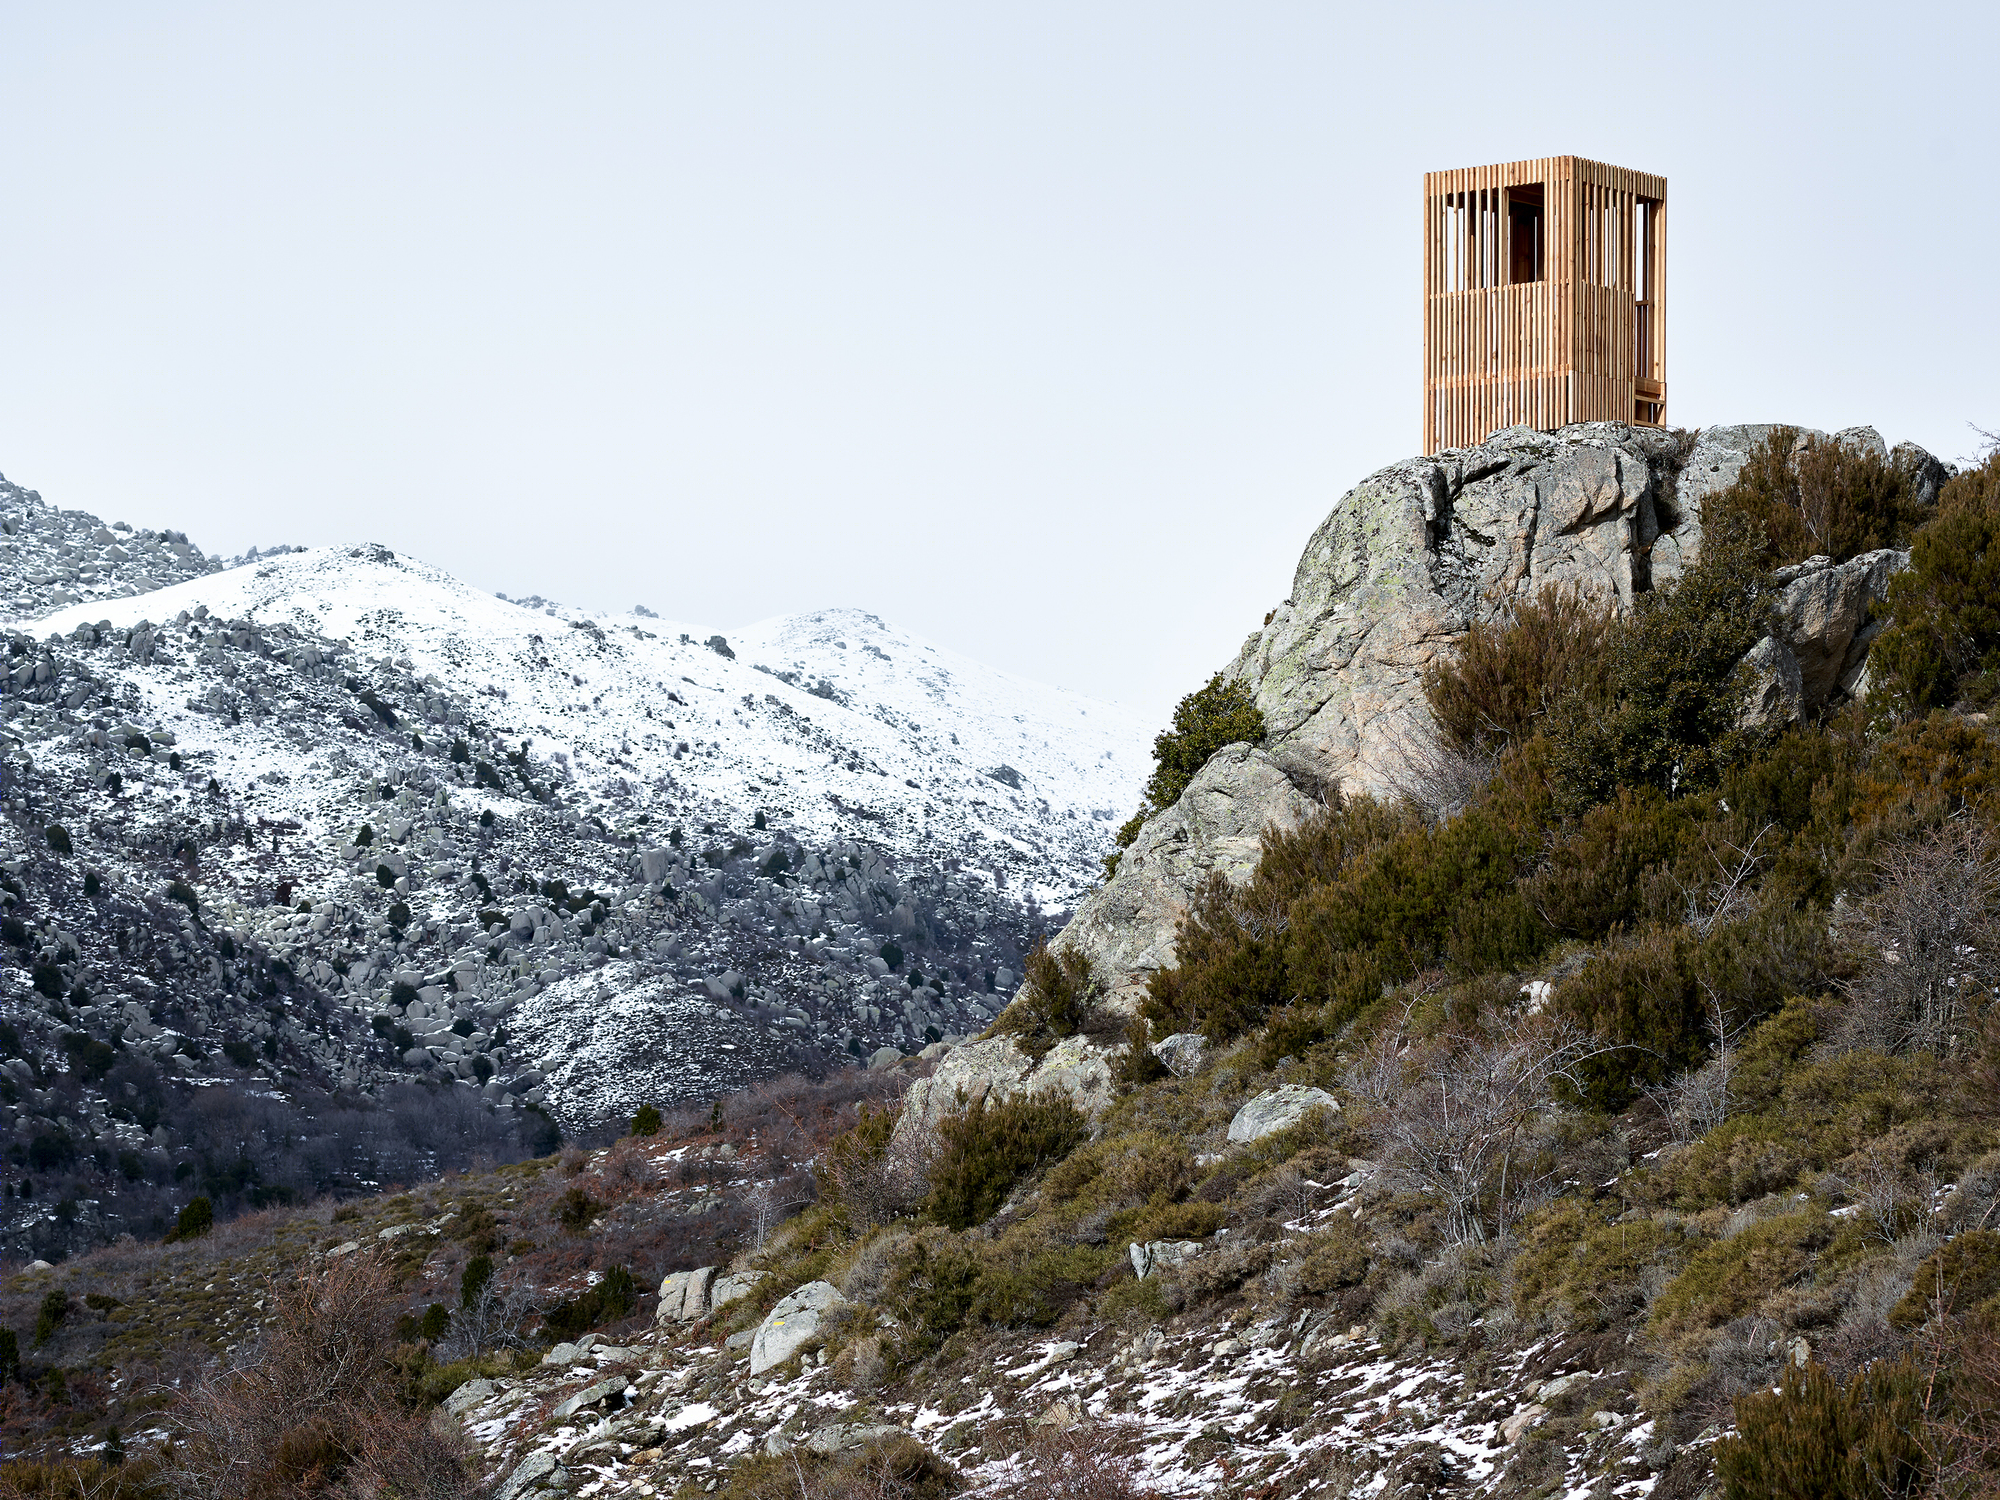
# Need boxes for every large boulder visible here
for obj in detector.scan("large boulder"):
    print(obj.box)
[894,1035,1032,1146]
[1738,549,1909,730]
[1055,744,1317,1010]
[891,1033,1117,1153]
[1129,1239,1205,1278]
[749,1281,848,1375]
[442,1377,495,1418]
[1051,421,1942,1009]
[710,1269,769,1313]
[1227,1085,1340,1144]
[1026,1035,1118,1119]
[656,1265,717,1324]
[1775,548,1907,707]
[1151,1032,1208,1076]
[493,1451,564,1500]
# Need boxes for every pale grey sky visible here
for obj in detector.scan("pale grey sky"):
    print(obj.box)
[3,3,1995,725]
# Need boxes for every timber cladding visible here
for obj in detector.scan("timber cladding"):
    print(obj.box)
[1423,155,1666,453]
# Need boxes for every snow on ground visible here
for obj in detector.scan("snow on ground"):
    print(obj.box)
[456,1295,1659,1500]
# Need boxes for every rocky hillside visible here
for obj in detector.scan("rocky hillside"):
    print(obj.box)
[0,475,230,620]
[0,474,1147,1259]
[1061,422,1948,1007]
[6,420,2000,1500]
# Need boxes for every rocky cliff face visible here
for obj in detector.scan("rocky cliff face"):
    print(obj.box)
[1061,421,1946,1008]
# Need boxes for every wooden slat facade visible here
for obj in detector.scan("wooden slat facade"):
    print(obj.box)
[1422,156,1666,453]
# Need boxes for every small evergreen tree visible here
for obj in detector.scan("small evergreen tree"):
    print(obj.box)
[1714,1357,1927,1499]
[630,1104,663,1136]
[460,1256,495,1309]
[924,1093,1087,1230]
[1869,451,2000,720]
[1113,674,1267,857]
[33,1290,69,1346]
[174,1195,214,1241]
[1544,512,1773,812]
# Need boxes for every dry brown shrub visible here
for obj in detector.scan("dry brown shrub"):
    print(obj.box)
[158,1251,476,1500]
[722,1434,958,1500]
[982,1423,1153,1500]
[0,1456,163,1500]
[1422,587,1612,754]
[1708,425,1929,567]
[1836,819,2000,1058]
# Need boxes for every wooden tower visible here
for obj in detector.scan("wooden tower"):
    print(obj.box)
[1422,155,1666,453]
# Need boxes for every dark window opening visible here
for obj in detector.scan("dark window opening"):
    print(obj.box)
[1507,184,1544,284]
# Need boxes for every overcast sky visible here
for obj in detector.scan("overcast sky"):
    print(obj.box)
[4,3,1995,725]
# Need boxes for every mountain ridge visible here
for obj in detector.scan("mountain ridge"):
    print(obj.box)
[0,478,1148,1260]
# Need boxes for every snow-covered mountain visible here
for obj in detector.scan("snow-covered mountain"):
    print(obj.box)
[0,477,1148,1256]
[25,545,1147,905]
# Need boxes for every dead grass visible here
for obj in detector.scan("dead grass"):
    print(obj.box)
[0,1064,912,1465]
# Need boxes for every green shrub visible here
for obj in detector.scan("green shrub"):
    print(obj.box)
[1544,511,1773,813]
[31,963,65,999]
[1510,1205,1687,1332]
[629,1104,662,1136]
[1889,1229,2000,1328]
[1101,1274,1172,1323]
[1043,1130,1194,1210]
[1287,1220,1375,1297]
[1648,1210,1833,1343]
[1656,1047,1958,1209]
[1868,466,2000,720]
[1706,425,1927,568]
[1556,906,1824,1111]
[450,738,470,764]
[924,1093,1088,1230]
[1714,1356,1927,1500]
[1111,1016,1169,1090]
[883,1230,983,1354]
[1263,774,1550,1044]
[83,872,101,896]
[44,824,72,856]
[1857,714,2000,826]
[1115,673,1266,850]
[460,1255,495,1309]
[1520,787,1689,940]
[970,1244,1118,1328]
[1141,795,1422,1044]
[555,1187,599,1231]
[417,1303,449,1341]
[33,1290,69,1346]
[542,1264,638,1341]
[61,1032,115,1081]
[1424,587,1612,752]
[172,1196,214,1241]
[990,941,1112,1059]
